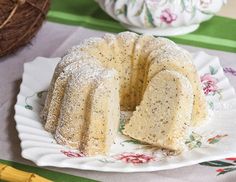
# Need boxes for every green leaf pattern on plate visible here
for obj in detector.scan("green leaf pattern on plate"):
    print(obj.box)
[144,2,155,27]
[200,159,236,176]
[119,118,125,133]
[209,65,218,75]
[200,160,234,167]
[25,90,47,110]
[185,132,202,150]
[115,4,128,16]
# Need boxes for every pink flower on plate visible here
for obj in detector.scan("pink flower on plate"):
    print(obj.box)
[61,150,84,158]
[160,9,177,24]
[201,73,218,95]
[216,168,225,173]
[116,153,155,164]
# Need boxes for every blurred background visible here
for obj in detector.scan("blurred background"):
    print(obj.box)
[217,0,235,18]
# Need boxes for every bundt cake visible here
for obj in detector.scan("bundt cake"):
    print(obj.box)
[123,70,193,151]
[41,32,208,155]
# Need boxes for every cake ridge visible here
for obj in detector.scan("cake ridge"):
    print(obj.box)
[54,62,119,155]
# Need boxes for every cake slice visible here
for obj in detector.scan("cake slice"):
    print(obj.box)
[123,70,193,151]
[143,45,208,126]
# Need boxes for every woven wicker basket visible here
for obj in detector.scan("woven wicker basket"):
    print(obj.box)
[0,0,50,57]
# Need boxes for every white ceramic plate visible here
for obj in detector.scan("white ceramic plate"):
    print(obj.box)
[15,51,236,172]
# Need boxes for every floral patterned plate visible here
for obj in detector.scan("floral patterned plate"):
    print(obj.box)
[14,51,236,172]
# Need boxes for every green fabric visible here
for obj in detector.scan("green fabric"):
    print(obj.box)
[47,0,236,53]
[0,159,98,182]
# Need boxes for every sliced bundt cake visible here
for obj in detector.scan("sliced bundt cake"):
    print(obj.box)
[123,70,193,151]
[41,32,208,155]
